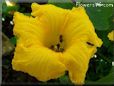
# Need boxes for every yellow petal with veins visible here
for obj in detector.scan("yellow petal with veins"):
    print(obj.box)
[62,7,102,49]
[31,3,69,47]
[12,44,66,81]
[13,12,44,45]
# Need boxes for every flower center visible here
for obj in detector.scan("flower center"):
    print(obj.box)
[49,35,64,52]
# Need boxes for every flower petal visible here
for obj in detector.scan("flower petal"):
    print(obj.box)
[31,3,69,47]
[12,44,66,81]
[62,7,102,48]
[108,30,114,41]
[61,41,97,84]
[13,12,44,45]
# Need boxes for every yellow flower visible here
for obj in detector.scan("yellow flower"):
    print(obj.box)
[108,30,114,41]
[12,3,102,84]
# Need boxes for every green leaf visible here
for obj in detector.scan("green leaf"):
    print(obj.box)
[24,13,31,16]
[85,67,114,84]
[86,7,113,30]
[48,0,75,9]
[2,1,19,17]
[2,5,19,13]
[59,75,71,84]
[48,0,72,3]
[80,0,114,3]
[10,36,17,45]
[96,30,111,47]
[97,67,114,83]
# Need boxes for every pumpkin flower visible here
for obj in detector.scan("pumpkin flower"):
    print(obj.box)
[12,3,102,84]
[108,30,114,41]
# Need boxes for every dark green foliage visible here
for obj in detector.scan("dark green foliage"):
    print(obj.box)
[86,7,114,30]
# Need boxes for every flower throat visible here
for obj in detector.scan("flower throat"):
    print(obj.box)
[50,35,64,52]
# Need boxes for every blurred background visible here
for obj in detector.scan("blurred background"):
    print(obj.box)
[1,0,114,85]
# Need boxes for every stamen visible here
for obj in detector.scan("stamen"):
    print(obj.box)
[87,42,94,46]
[49,35,65,52]
[57,44,60,49]
[59,35,63,43]
[59,48,64,52]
